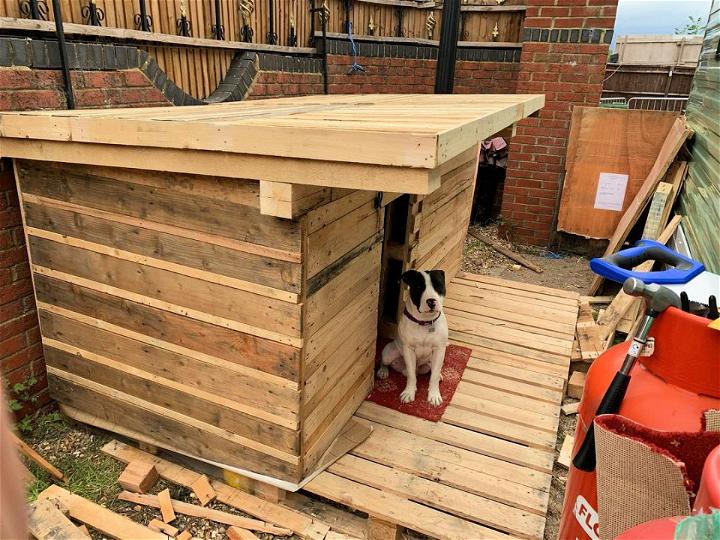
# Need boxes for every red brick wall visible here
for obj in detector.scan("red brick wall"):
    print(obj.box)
[501,0,618,245]
[327,55,519,95]
[0,68,170,110]
[0,161,48,417]
[0,67,170,419]
[249,70,324,99]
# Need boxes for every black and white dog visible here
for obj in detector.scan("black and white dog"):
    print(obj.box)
[377,270,448,406]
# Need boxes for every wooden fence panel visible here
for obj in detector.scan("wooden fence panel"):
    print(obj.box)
[0,1,524,46]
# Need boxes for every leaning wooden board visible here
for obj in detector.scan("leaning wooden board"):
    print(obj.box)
[558,107,679,239]
[1,95,543,487]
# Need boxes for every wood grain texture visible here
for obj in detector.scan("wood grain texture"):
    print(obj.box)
[559,107,680,239]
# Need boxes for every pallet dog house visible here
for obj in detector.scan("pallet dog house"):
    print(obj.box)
[1,94,543,487]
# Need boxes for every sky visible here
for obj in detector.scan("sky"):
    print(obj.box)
[613,0,713,43]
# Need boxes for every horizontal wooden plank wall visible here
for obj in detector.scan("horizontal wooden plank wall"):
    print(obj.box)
[301,188,384,477]
[16,160,307,482]
[0,0,524,45]
[410,154,477,279]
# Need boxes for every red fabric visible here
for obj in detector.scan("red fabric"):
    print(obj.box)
[366,341,471,422]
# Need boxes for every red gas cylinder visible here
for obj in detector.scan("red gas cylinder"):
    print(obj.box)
[558,307,720,540]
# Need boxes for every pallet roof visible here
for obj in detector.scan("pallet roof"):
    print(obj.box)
[0,94,543,194]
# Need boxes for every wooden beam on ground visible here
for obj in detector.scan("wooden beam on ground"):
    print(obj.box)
[12,432,65,481]
[557,435,574,468]
[467,230,543,273]
[28,498,86,540]
[102,440,330,540]
[118,461,159,494]
[157,488,177,523]
[367,517,403,540]
[228,526,261,540]
[37,485,166,540]
[561,402,579,415]
[575,302,602,361]
[148,519,179,536]
[118,491,293,535]
[190,474,217,506]
[589,120,692,295]
[567,372,586,400]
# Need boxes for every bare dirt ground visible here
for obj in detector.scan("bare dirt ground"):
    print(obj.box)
[463,222,590,540]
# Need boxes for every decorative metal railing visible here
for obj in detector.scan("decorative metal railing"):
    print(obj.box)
[3,0,526,47]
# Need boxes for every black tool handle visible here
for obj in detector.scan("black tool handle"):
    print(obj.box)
[572,371,631,471]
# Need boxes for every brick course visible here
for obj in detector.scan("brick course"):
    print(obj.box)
[501,0,618,246]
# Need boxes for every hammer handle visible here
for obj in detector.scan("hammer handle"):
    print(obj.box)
[572,371,630,472]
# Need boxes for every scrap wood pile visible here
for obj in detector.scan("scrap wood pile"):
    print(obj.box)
[561,111,692,399]
[560,111,694,382]
[26,438,364,540]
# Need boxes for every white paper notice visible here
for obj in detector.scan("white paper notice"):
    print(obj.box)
[594,172,629,211]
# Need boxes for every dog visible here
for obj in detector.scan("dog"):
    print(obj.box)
[377,269,448,406]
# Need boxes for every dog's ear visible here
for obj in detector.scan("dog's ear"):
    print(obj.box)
[427,270,446,296]
[401,270,423,287]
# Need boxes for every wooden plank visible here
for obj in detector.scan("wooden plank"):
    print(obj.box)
[356,402,555,472]
[467,230,542,273]
[4,139,440,195]
[12,432,65,481]
[304,473,509,540]
[283,493,367,540]
[190,474,217,506]
[34,273,301,383]
[559,107,680,239]
[455,271,580,300]
[118,491,292,535]
[228,527,260,540]
[17,162,302,254]
[29,235,302,340]
[37,485,166,540]
[589,118,692,294]
[118,461,159,493]
[28,498,86,540]
[367,518,402,540]
[148,519,179,536]
[449,392,558,433]
[567,371,586,400]
[331,455,545,538]
[23,202,301,299]
[102,440,332,540]
[441,406,557,450]
[40,309,301,438]
[641,181,673,240]
[557,435,575,468]
[562,402,580,415]
[51,371,300,482]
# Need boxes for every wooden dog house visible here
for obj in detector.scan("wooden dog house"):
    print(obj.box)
[0,94,543,487]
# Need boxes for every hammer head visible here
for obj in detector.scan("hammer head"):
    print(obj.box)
[623,278,681,313]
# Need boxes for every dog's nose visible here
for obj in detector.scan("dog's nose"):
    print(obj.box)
[427,299,437,309]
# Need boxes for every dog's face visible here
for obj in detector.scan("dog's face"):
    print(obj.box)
[401,270,446,315]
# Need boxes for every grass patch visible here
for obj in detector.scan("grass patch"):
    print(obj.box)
[23,410,121,504]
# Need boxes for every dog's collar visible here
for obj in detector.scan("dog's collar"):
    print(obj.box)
[403,308,441,326]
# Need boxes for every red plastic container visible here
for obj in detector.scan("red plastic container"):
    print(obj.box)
[558,307,720,540]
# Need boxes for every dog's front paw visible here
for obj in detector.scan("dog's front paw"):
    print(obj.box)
[376,365,389,380]
[427,387,443,407]
[399,386,416,403]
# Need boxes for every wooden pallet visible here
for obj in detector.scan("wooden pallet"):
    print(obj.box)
[301,272,578,540]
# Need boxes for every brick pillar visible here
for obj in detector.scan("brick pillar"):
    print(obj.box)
[501,0,617,246]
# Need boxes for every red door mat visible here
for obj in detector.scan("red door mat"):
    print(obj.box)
[366,343,472,422]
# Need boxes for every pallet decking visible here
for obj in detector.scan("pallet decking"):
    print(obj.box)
[302,273,578,540]
[2,94,544,487]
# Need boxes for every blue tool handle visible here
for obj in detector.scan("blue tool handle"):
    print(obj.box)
[590,240,705,284]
